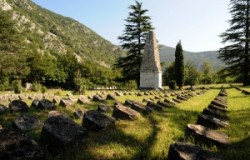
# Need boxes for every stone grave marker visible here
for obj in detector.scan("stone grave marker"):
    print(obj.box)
[167,142,224,160]
[186,124,229,147]
[73,109,85,119]
[77,95,90,104]
[97,103,112,112]
[197,114,229,129]
[13,114,41,131]
[59,98,74,108]
[83,110,115,131]
[0,129,43,160]
[37,99,56,110]
[9,100,29,112]
[40,115,87,154]
[112,104,139,120]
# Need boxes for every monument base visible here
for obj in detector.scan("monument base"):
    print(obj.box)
[139,72,162,89]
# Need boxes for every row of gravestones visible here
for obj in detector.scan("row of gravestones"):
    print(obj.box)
[230,84,250,95]
[140,89,209,105]
[0,91,147,159]
[167,88,229,160]
[0,89,209,159]
[0,93,56,103]
[0,95,119,159]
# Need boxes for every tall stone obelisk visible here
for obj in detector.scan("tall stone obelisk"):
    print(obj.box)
[140,31,162,89]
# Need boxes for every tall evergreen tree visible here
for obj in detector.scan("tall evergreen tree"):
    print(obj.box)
[115,1,154,85]
[219,0,250,86]
[175,41,185,89]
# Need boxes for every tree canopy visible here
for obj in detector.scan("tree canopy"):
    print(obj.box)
[175,41,185,89]
[219,0,250,86]
[115,1,154,86]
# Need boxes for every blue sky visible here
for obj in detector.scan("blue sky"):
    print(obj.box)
[32,0,230,52]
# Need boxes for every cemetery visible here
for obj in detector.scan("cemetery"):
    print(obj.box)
[0,0,250,159]
[0,84,249,159]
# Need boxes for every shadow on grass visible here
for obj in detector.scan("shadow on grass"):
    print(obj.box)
[221,136,250,160]
[0,99,214,159]
[64,107,201,160]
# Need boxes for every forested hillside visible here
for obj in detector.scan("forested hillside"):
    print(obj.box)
[159,45,225,70]
[1,0,124,64]
[0,0,124,90]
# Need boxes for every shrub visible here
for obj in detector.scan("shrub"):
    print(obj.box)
[32,82,42,92]
[122,80,137,89]
[41,86,47,93]
[12,80,23,93]
[168,80,177,90]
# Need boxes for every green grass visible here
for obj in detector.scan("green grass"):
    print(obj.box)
[0,86,249,159]
[219,87,250,160]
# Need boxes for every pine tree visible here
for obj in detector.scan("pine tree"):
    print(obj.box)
[175,41,185,89]
[115,1,154,85]
[219,0,250,86]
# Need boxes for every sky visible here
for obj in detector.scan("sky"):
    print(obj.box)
[32,0,231,52]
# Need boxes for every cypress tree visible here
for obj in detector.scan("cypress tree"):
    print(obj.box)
[219,0,250,86]
[115,1,154,86]
[175,41,185,89]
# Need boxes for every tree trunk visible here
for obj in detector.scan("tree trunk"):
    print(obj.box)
[244,0,250,86]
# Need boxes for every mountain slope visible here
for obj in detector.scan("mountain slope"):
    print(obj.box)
[159,45,225,70]
[0,0,124,66]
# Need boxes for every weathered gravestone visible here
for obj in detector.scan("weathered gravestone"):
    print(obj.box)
[211,100,227,108]
[30,99,40,109]
[92,95,105,102]
[77,95,90,104]
[48,110,66,118]
[97,103,112,112]
[112,105,139,120]
[186,124,229,147]
[37,99,56,110]
[167,142,224,160]
[13,114,41,131]
[40,115,87,154]
[164,99,176,106]
[73,109,85,119]
[52,96,61,104]
[124,100,133,106]
[197,114,229,129]
[59,98,74,108]
[131,101,153,114]
[208,104,227,113]
[202,108,229,120]
[147,101,163,111]
[83,110,115,131]
[9,100,29,112]
[106,94,117,101]
[157,101,173,108]
[0,129,43,160]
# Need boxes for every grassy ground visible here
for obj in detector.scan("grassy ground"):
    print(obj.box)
[0,85,249,159]
[219,86,250,160]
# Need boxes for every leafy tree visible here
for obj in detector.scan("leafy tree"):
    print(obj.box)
[26,52,67,85]
[163,62,175,85]
[115,1,154,85]
[185,61,200,89]
[219,0,250,86]
[175,41,185,89]
[57,50,80,88]
[201,61,214,84]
